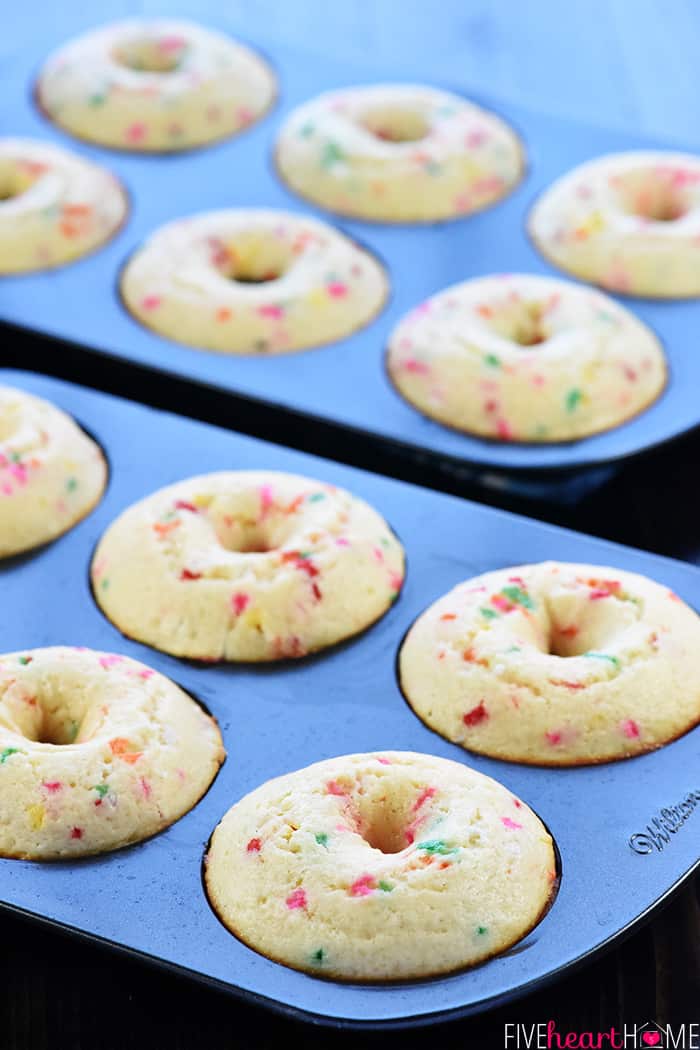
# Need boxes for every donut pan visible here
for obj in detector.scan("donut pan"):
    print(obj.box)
[1,368,699,1029]
[3,14,700,475]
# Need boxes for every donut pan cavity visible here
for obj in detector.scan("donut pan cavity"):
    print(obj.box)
[3,10,700,473]
[0,369,698,1028]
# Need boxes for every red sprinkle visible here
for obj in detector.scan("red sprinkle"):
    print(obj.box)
[231,592,250,615]
[180,569,202,581]
[246,837,262,853]
[463,701,489,727]
[70,827,83,840]
[174,500,198,513]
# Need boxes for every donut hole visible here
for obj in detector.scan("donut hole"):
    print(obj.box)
[0,160,40,203]
[208,504,296,555]
[616,169,690,223]
[355,784,428,854]
[544,587,640,658]
[1,678,100,746]
[483,298,550,347]
[215,233,294,285]
[359,106,430,143]
[113,34,188,74]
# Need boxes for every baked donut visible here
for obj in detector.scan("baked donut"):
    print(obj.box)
[0,385,107,558]
[36,18,276,152]
[0,139,127,274]
[275,84,524,222]
[399,562,700,766]
[120,209,388,353]
[91,471,405,661]
[205,751,556,980]
[386,273,666,442]
[0,646,224,860]
[528,152,700,298]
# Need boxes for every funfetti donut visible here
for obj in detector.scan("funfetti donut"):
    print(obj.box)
[399,562,700,765]
[37,19,276,152]
[528,152,700,298]
[91,471,405,661]
[205,751,557,980]
[276,84,524,222]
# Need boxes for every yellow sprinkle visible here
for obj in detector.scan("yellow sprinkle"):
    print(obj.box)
[28,804,45,830]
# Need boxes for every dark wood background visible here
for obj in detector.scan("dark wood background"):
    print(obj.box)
[3,1,700,1044]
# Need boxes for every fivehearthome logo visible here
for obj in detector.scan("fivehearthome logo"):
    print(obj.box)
[504,1020,699,1048]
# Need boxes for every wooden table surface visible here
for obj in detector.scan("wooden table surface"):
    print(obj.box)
[3,2,700,1045]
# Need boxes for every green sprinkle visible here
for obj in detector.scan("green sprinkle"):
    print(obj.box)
[479,607,498,621]
[585,652,621,669]
[314,832,329,848]
[476,925,488,936]
[93,783,109,798]
[0,747,20,764]
[307,492,326,503]
[417,839,458,856]
[484,353,501,368]
[378,880,394,892]
[425,160,442,176]
[88,93,107,108]
[320,141,344,169]
[299,122,315,138]
[100,578,110,591]
[18,656,31,665]
[68,721,79,743]
[501,585,535,610]
[505,645,521,654]
[565,388,583,413]
[311,948,326,964]
[66,477,78,493]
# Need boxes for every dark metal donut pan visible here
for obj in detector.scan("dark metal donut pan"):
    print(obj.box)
[2,11,700,473]
[0,370,698,1028]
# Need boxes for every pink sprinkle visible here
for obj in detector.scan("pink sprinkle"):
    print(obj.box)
[99,655,122,670]
[259,484,274,516]
[158,34,186,53]
[349,874,376,897]
[141,295,162,312]
[327,282,348,298]
[236,106,254,125]
[258,305,283,319]
[501,817,522,830]
[376,756,391,765]
[43,781,62,793]
[621,719,640,739]
[496,418,514,440]
[285,888,307,910]
[412,786,437,812]
[335,537,350,547]
[546,730,563,746]
[372,547,384,564]
[137,669,154,679]
[140,777,152,800]
[125,122,147,144]
[589,589,611,600]
[8,463,28,485]
[403,358,430,375]
[326,779,347,797]
[231,592,250,615]
[388,570,403,592]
